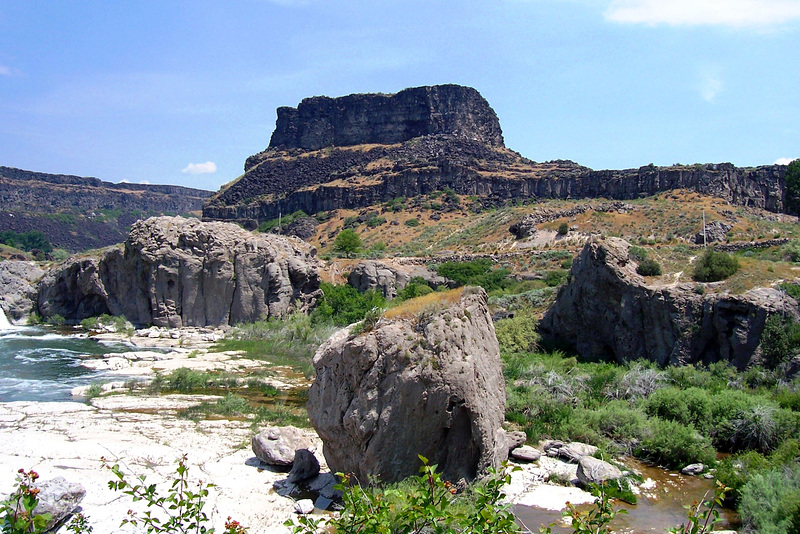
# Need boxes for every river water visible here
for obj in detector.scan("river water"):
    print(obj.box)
[0,308,133,402]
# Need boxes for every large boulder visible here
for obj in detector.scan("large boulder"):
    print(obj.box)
[576,456,623,487]
[540,237,799,369]
[251,426,315,466]
[37,217,322,327]
[0,261,44,324]
[347,261,411,299]
[307,287,507,484]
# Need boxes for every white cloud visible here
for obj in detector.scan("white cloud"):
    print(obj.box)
[698,71,723,102]
[0,65,13,76]
[181,161,217,175]
[775,157,797,165]
[605,0,800,28]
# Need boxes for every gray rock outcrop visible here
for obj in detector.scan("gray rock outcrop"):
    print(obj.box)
[0,261,44,323]
[347,261,411,299]
[540,237,799,369]
[287,449,321,483]
[33,476,86,531]
[694,221,732,244]
[37,216,322,327]
[307,287,507,484]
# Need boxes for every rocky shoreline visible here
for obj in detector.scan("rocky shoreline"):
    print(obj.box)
[0,326,602,533]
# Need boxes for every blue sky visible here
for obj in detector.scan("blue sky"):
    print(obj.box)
[1,0,798,191]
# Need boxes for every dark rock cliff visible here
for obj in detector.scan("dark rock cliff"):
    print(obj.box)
[540,238,799,369]
[267,84,504,151]
[0,166,213,251]
[203,85,790,227]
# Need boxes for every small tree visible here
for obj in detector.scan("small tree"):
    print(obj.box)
[333,229,362,257]
[557,222,569,235]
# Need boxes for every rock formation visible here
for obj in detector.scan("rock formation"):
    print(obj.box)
[0,261,44,323]
[694,221,732,245]
[37,216,322,327]
[33,477,86,531]
[307,287,507,483]
[540,237,799,369]
[202,84,791,228]
[268,85,504,151]
[347,261,411,299]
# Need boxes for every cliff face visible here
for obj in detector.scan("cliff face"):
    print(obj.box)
[540,238,798,369]
[203,85,789,227]
[267,84,504,151]
[37,217,321,327]
[0,166,213,251]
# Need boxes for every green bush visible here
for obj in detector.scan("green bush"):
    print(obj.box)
[0,230,53,253]
[692,249,740,282]
[557,222,569,235]
[434,259,511,292]
[628,246,649,262]
[404,218,420,227]
[785,158,800,215]
[636,418,716,469]
[257,210,308,233]
[544,269,567,287]
[365,215,386,228]
[761,314,800,368]
[396,281,433,301]
[311,282,386,326]
[286,457,519,534]
[636,258,662,277]
[739,464,800,534]
[495,311,541,354]
[644,387,713,434]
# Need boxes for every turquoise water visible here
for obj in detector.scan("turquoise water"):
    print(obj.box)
[0,313,133,402]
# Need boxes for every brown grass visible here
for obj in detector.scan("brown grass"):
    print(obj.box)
[384,288,465,320]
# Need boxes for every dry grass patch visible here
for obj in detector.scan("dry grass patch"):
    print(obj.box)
[384,288,465,320]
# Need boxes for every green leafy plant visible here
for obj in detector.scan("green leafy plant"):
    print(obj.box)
[102,455,248,533]
[286,456,520,534]
[636,258,662,277]
[0,469,52,534]
[667,482,730,534]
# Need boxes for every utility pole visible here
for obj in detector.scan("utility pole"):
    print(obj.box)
[703,209,707,248]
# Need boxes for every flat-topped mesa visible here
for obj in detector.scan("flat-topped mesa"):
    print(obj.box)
[266,84,504,152]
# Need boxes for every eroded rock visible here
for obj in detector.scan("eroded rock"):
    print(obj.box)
[540,237,799,369]
[307,287,507,483]
[37,216,322,327]
[0,261,44,323]
[33,476,86,531]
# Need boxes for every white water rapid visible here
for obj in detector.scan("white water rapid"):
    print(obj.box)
[0,307,12,329]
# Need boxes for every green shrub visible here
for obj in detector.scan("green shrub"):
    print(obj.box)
[404,218,420,227]
[636,418,716,469]
[311,282,386,326]
[785,158,800,215]
[714,451,770,505]
[644,387,713,434]
[628,246,649,262]
[495,311,540,354]
[739,464,800,534]
[365,215,386,228]
[557,222,569,235]
[286,456,519,534]
[434,259,510,292]
[396,281,433,301]
[47,314,66,326]
[692,249,740,282]
[544,269,567,287]
[257,210,308,233]
[761,314,800,368]
[636,258,662,276]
